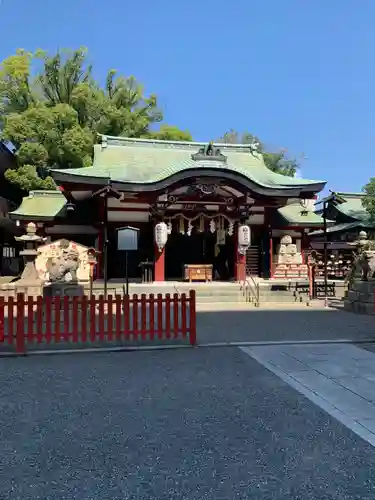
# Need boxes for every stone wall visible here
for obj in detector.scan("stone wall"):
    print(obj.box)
[344,279,375,315]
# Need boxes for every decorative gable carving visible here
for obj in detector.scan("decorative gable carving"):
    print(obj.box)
[191,142,227,162]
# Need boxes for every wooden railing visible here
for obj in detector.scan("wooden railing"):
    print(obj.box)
[241,276,260,307]
[0,291,197,354]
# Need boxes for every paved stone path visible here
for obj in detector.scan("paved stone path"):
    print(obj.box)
[241,344,375,446]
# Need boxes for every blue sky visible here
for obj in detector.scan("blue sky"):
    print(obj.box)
[1,0,374,194]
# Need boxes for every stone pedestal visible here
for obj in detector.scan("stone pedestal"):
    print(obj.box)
[43,282,84,298]
[344,279,375,314]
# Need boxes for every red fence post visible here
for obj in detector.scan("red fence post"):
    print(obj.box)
[149,294,155,341]
[81,296,88,343]
[189,290,196,346]
[157,294,163,340]
[45,297,52,344]
[72,297,79,343]
[0,296,4,343]
[16,293,26,354]
[165,294,171,339]
[123,295,130,339]
[181,293,187,338]
[173,293,179,339]
[140,294,147,340]
[132,294,138,340]
[8,296,14,346]
[107,295,113,341]
[36,296,43,344]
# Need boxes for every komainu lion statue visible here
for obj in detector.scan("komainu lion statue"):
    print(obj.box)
[346,248,375,289]
[46,240,80,283]
[360,250,375,281]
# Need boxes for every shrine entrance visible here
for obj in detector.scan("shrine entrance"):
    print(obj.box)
[164,221,236,281]
[151,175,257,282]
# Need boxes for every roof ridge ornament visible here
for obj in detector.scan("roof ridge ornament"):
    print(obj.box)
[249,140,260,155]
[191,142,227,162]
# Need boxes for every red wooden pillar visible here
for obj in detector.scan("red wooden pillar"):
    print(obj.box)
[269,229,274,278]
[154,243,165,282]
[97,200,105,279]
[235,229,246,282]
[301,229,309,264]
[97,229,103,279]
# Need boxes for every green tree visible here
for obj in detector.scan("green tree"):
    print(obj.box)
[0,49,35,117]
[147,124,192,141]
[0,48,191,191]
[218,129,300,177]
[362,178,375,220]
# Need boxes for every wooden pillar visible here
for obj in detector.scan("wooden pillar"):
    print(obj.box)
[269,227,273,278]
[154,243,165,282]
[261,208,272,279]
[97,201,105,279]
[301,229,311,265]
[235,227,246,282]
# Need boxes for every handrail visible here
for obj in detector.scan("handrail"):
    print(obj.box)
[241,274,260,307]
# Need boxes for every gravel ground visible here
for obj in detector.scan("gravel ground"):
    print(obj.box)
[1,348,375,499]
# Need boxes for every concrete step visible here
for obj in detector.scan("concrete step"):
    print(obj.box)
[259,295,306,304]
[195,292,243,296]
[196,294,245,303]
[258,290,296,296]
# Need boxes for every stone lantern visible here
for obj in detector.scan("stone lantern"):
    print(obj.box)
[13,222,46,295]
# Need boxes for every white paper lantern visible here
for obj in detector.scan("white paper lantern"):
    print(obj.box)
[238,225,251,247]
[155,222,168,252]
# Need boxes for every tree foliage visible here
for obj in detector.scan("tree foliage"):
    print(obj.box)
[146,124,192,142]
[362,178,375,219]
[0,48,191,191]
[218,129,300,177]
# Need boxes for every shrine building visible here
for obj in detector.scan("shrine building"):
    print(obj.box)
[10,135,327,282]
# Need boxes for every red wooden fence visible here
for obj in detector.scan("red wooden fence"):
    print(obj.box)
[0,291,196,354]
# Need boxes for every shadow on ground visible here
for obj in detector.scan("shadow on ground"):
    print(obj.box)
[196,308,375,344]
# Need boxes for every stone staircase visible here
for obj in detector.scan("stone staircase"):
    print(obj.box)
[257,281,309,304]
[128,282,245,308]
[85,279,312,308]
[106,280,307,308]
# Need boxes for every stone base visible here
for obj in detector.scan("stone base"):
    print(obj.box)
[43,283,84,298]
[0,282,43,298]
[344,278,375,314]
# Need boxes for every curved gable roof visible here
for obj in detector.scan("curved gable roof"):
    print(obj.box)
[51,135,326,195]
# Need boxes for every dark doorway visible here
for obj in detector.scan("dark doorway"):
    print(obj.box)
[165,229,235,281]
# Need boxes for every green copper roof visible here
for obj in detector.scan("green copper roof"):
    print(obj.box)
[335,196,368,221]
[309,220,374,237]
[50,136,326,194]
[319,192,369,222]
[9,190,66,221]
[277,203,328,226]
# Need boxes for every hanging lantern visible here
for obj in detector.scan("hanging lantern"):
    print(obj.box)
[155,222,168,252]
[238,224,251,255]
